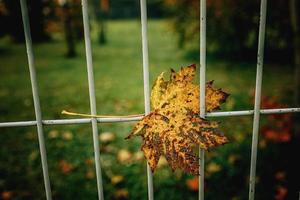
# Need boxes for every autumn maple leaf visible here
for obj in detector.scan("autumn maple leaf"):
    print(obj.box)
[126,64,229,175]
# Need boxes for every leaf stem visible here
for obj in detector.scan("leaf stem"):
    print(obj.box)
[61,110,145,118]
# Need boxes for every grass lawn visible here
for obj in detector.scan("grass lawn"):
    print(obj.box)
[0,20,295,200]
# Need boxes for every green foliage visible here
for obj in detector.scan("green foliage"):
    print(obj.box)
[0,0,51,42]
[165,0,298,62]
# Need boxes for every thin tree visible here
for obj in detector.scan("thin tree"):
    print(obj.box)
[290,0,299,133]
[92,0,109,44]
[2,0,50,42]
[58,0,77,57]
[99,0,109,44]
[64,4,76,57]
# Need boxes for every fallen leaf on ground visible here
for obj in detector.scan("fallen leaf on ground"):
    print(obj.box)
[111,175,124,185]
[114,188,129,199]
[275,186,288,200]
[86,170,95,179]
[186,177,199,191]
[1,191,12,200]
[99,132,115,143]
[85,158,93,166]
[48,130,59,139]
[117,149,132,164]
[58,160,74,174]
[206,162,221,174]
[62,131,73,140]
[133,151,144,162]
[275,171,286,181]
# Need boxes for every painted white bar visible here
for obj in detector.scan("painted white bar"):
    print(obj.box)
[0,116,143,128]
[139,0,154,199]
[0,120,37,127]
[207,107,300,117]
[199,0,206,199]
[44,118,91,125]
[249,0,267,199]
[20,0,52,199]
[206,110,254,117]
[260,107,300,114]
[81,0,104,199]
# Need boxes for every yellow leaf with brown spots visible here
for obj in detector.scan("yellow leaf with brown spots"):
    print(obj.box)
[126,64,229,175]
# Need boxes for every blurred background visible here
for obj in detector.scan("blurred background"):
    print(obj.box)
[0,0,299,199]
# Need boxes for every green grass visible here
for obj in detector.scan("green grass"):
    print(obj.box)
[0,20,295,200]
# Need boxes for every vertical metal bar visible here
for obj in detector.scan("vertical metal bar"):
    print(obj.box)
[199,0,206,199]
[248,0,267,199]
[81,0,104,199]
[139,0,154,199]
[20,1,52,199]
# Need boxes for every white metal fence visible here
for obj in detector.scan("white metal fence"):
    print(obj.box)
[0,0,300,199]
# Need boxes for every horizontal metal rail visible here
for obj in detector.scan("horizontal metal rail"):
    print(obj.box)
[206,107,300,117]
[1,107,299,128]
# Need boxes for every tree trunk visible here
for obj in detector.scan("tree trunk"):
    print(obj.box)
[290,0,300,135]
[91,0,108,45]
[63,3,76,58]
[290,0,300,107]
[3,0,50,43]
